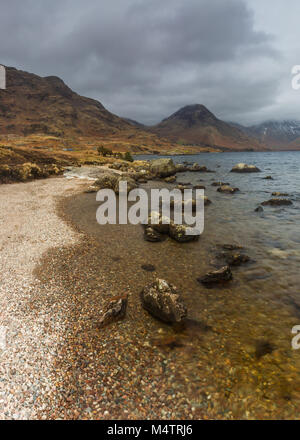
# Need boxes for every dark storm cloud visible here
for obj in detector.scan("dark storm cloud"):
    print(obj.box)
[0,0,289,124]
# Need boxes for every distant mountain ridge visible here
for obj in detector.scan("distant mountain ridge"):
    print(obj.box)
[230,120,300,150]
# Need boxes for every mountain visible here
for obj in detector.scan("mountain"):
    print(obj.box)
[0,66,140,138]
[233,120,300,150]
[148,105,262,151]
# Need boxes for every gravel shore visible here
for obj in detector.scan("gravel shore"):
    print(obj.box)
[0,177,86,419]
[1,173,299,420]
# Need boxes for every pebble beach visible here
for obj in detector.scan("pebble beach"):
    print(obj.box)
[1,150,300,420]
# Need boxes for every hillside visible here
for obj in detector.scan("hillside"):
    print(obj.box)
[148,105,263,151]
[0,66,182,155]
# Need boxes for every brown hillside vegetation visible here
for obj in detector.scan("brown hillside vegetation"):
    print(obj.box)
[0,66,216,156]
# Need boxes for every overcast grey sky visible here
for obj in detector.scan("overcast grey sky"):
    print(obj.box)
[0,0,299,125]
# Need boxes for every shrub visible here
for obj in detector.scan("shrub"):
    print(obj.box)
[123,152,134,162]
[97,145,112,157]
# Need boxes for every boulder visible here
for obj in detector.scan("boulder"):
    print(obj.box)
[169,222,199,243]
[187,163,213,172]
[165,175,176,183]
[147,211,171,234]
[175,163,187,173]
[261,198,293,206]
[231,163,261,173]
[197,266,232,286]
[144,226,164,242]
[217,185,239,194]
[114,176,137,194]
[150,158,176,178]
[140,279,187,323]
[98,295,128,328]
[84,185,98,193]
[94,172,118,189]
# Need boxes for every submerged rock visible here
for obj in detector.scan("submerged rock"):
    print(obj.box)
[141,264,156,272]
[150,158,176,178]
[231,163,261,173]
[255,340,275,359]
[187,163,214,173]
[226,253,250,266]
[255,206,264,213]
[98,295,128,328]
[140,279,187,323]
[217,185,239,194]
[261,198,293,206]
[221,244,243,251]
[212,181,230,187]
[198,266,233,286]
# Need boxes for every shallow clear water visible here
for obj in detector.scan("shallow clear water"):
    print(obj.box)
[60,151,300,419]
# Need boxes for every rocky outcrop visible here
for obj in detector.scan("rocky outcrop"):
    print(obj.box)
[150,158,176,178]
[261,198,293,206]
[98,295,128,328]
[217,185,239,194]
[197,266,233,286]
[140,279,187,323]
[231,163,261,173]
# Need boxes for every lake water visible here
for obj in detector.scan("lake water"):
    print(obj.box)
[54,151,300,419]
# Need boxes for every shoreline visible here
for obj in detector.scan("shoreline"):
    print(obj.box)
[0,158,299,419]
[0,177,87,419]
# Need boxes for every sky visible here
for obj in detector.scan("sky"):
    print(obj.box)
[0,0,299,125]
